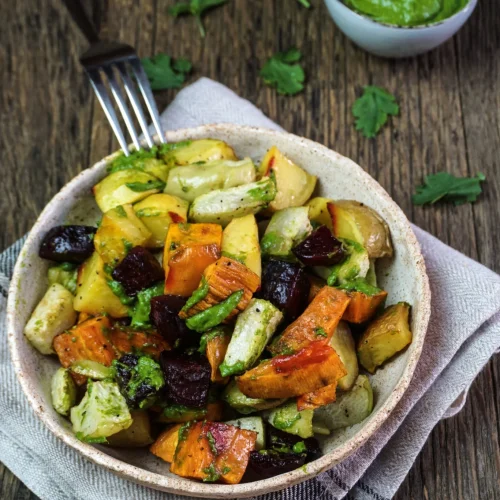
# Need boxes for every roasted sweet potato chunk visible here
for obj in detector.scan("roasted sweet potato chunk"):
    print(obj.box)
[179,256,260,322]
[202,328,232,383]
[238,342,347,399]
[170,421,257,484]
[150,424,182,463]
[268,286,351,355]
[108,327,170,360]
[53,316,115,385]
[163,223,222,297]
[341,289,388,324]
[297,381,338,411]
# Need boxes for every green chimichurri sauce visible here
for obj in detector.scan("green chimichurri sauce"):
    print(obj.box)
[344,0,468,27]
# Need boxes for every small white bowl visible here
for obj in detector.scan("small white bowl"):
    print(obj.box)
[324,0,477,58]
[7,125,431,497]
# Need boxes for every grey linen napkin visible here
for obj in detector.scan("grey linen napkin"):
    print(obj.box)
[1,78,499,500]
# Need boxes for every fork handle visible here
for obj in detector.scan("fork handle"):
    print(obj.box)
[62,0,100,44]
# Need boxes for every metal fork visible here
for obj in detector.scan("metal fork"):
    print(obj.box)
[63,0,165,155]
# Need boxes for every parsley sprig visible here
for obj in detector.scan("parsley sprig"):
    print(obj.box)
[141,53,192,91]
[169,0,228,38]
[260,48,305,96]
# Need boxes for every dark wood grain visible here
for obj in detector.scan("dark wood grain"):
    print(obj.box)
[0,0,498,498]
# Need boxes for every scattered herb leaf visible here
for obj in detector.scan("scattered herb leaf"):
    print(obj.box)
[260,48,305,96]
[169,0,228,38]
[297,0,311,7]
[141,53,192,91]
[353,86,399,138]
[125,180,166,192]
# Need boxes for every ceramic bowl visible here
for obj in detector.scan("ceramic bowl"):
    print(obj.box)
[7,124,431,498]
[324,0,477,58]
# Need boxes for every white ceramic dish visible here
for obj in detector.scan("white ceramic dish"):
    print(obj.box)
[324,0,477,58]
[7,124,431,498]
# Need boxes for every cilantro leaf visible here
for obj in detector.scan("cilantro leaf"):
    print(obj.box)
[297,0,311,7]
[413,172,486,206]
[141,53,192,91]
[169,0,228,38]
[353,86,399,138]
[260,48,305,96]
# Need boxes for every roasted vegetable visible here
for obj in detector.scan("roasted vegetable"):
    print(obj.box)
[159,139,237,166]
[107,410,154,447]
[260,207,312,258]
[48,262,78,294]
[160,351,211,408]
[189,177,277,226]
[200,327,232,383]
[266,400,314,438]
[258,260,310,322]
[338,279,388,324]
[329,321,358,391]
[150,423,182,462]
[357,302,412,373]
[39,225,96,264]
[222,214,261,277]
[134,193,189,247]
[306,273,326,303]
[297,382,338,411]
[225,416,266,451]
[70,380,132,442]
[70,360,113,380]
[108,327,170,360]
[165,157,256,202]
[313,375,373,430]
[53,316,115,384]
[163,223,222,296]
[73,252,129,318]
[243,450,306,481]
[110,246,164,297]
[292,225,345,266]
[259,146,316,212]
[113,354,165,409]
[170,421,257,484]
[150,294,192,345]
[267,427,320,460]
[179,256,260,323]
[314,239,369,286]
[51,367,77,416]
[93,170,163,213]
[268,286,350,356]
[156,401,222,424]
[238,341,347,399]
[24,283,77,355]
[129,282,165,328]
[223,380,285,415]
[94,204,152,266]
[220,299,283,377]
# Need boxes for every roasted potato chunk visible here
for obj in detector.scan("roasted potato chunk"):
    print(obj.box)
[107,410,154,447]
[160,139,237,166]
[357,302,412,373]
[329,321,358,391]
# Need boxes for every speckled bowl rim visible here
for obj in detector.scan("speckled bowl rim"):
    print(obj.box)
[7,124,431,498]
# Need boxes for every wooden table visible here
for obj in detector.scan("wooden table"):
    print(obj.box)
[1,0,499,498]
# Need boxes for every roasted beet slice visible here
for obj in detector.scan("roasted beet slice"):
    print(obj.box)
[267,427,321,461]
[39,225,96,263]
[111,246,164,296]
[258,260,310,321]
[150,295,197,346]
[243,450,306,482]
[160,351,211,408]
[292,225,345,266]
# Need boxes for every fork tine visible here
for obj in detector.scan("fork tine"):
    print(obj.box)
[87,69,131,156]
[130,58,166,144]
[103,66,141,152]
[116,62,154,149]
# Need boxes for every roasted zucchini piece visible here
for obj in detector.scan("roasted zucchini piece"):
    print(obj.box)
[106,410,154,447]
[189,177,276,226]
[163,223,222,296]
[329,321,358,391]
[164,157,256,202]
[70,380,132,441]
[223,380,285,415]
[24,283,77,355]
[70,360,113,380]
[160,139,237,166]
[265,400,314,439]
[134,194,189,247]
[51,367,77,416]
[219,299,283,377]
[259,146,316,212]
[260,207,312,258]
[94,204,152,266]
[93,170,164,213]
[73,253,129,318]
[225,416,266,451]
[222,214,261,277]
[357,302,412,373]
[313,375,373,430]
